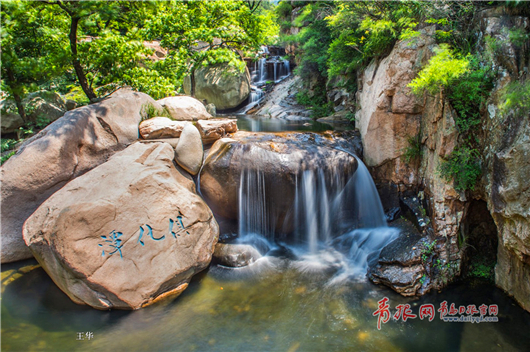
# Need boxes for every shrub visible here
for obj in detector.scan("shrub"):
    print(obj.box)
[498,79,530,117]
[403,134,423,163]
[446,57,494,133]
[408,44,470,96]
[439,146,481,191]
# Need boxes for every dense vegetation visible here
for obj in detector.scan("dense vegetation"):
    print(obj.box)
[277,0,528,192]
[1,0,277,162]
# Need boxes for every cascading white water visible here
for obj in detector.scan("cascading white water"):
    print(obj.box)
[236,148,399,279]
[238,168,274,240]
[259,58,267,83]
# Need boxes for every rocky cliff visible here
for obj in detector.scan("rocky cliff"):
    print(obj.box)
[355,8,529,311]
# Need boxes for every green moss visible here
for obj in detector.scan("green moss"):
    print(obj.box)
[140,103,172,122]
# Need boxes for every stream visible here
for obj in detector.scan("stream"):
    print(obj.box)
[2,84,530,352]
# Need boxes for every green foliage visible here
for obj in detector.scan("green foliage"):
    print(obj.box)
[409,45,470,96]
[403,134,423,163]
[440,146,482,192]
[446,58,495,133]
[140,103,172,122]
[498,80,530,117]
[296,88,333,118]
[326,1,427,78]
[1,139,18,165]
[1,0,278,103]
[508,28,530,46]
[1,139,18,154]
[1,151,16,165]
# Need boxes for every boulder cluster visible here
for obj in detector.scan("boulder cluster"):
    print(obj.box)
[0,89,238,309]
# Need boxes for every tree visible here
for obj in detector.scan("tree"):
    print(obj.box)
[144,0,277,96]
[1,1,68,120]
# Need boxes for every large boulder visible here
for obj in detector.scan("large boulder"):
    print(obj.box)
[199,131,359,230]
[24,90,67,123]
[23,142,219,310]
[183,63,251,110]
[1,91,68,135]
[175,124,203,176]
[157,96,212,121]
[1,88,160,263]
[0,99,24,134]
[139,117,192,139]
[196,118,238,144]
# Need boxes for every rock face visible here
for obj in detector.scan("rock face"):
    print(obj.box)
[183,63,251,110]
[23,142,219,310]
[213,243,261,267]
[357,9,530,312]
[175,124,204,176]
[139,117,191,139]
[478,10,530,312]
[355,27,465,293]
[1,88,159,263]
[24,90,67,122]
[200,131,359,229]
[196,118,238,144]
[157,96,212,121]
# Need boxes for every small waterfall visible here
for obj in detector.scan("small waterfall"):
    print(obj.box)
[283,59,290,77]
[235,148,398,277]
[234,87,264,114]
[351,156,387,228]
[259,58,267,83]
[238,168,274,240]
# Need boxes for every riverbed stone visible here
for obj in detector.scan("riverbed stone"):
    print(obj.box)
[196,118,238,144]
[157,96,212,121]
[22,142,219,310]
[175,124,203,175]
[183,63,251,110]
[213,243,262,267]
[1,88,160,263]
[139,116,192,139]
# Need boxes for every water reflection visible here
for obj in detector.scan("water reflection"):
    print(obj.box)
[2,258,530,352]
[226,114,350,133]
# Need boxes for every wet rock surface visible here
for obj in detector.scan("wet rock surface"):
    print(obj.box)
[213,243,262,268]
[199,131,360,227]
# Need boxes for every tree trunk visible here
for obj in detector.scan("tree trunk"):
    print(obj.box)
[69,16,97,101]
[190,69,196,97]
[5,67,27,123]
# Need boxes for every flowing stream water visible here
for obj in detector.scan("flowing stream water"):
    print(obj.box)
[2,110,530,352]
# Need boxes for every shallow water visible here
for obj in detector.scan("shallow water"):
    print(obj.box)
[226,114,350,133]
[2,255,530,352]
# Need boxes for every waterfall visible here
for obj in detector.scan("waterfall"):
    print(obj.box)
[236,150,399,276]
[259,58,267,83]
[238,168,274,240]
[234,87,264,114]
[351,156,387,228]
[283,60,290,77]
